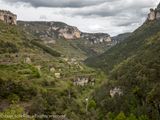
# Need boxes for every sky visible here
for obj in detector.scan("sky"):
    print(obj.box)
[0,0,159,36]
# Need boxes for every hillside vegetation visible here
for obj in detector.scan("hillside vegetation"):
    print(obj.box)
[1,4,160,119]
[0,21,107,120]
[85,21,160,72]
[85,20,160,119]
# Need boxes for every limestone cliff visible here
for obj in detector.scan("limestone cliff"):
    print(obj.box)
[147,4,160,21]
[18,21,81,40]
[18,21,112,45]
[58,26,81,39]
[81,33,111,45]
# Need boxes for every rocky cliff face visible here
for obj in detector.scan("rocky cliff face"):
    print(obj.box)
[18,21,112,45]
[81,33,111,45]
[18,21,81,40]
[58,26,81,39]
[112,32,131,45]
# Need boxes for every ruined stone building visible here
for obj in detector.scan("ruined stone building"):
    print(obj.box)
[0,10,17,25]
[110,87,123,98]
[73,76,95,86]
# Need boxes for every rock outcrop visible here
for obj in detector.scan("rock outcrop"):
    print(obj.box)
[112,32,131,45]
[81,33,111,45]
[18,21,81,40]
[147,4,160,21]
[18,21,112,44]
[148,9,156,21]
[58,26,81,39]
[0,10,17,25]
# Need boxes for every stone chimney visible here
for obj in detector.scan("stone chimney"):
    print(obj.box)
[0,10,17,25]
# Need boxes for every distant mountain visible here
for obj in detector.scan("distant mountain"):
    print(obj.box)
[85,19,160,72]
[18,21,112,57]
[18,21,111,43]
[81,32,111,44]
[112,32,131,45]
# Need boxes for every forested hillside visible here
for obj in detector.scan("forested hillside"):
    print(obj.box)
[85,20,160,72]
[85,14,160,120]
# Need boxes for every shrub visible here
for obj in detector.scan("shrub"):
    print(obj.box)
[0,41,18,54]
[0,104,35,120]
[88,100,96,110]
[31,40,61,57]
[0,79,37,101]
[7,94,20,104]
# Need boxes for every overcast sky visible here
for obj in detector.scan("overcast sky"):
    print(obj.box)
[0,0,159,36]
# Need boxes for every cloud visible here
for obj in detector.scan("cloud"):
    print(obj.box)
[0,0,159,35]
[55,0,159,32]
[3,0,107,8]
[60,0,157,17]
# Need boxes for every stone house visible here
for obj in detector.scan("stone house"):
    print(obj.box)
[73,76,95,86]
[0,10,17,25]
[110,87,123,98]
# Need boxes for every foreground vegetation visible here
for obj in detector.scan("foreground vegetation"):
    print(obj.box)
[0,21,108,120]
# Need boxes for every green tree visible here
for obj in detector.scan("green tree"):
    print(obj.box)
[114,112,126,120]
[29,95,48,115]
[88,100,96,110]
[126,114,137,120]
[7,94,20,104]
[138,115,149,120]
[106,112,115,120]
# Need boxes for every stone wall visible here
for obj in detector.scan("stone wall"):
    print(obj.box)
[0,10,17,25]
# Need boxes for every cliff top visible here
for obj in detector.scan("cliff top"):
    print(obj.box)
[0,10,17,16]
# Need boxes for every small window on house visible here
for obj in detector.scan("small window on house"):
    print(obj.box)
[9,17,12,20]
